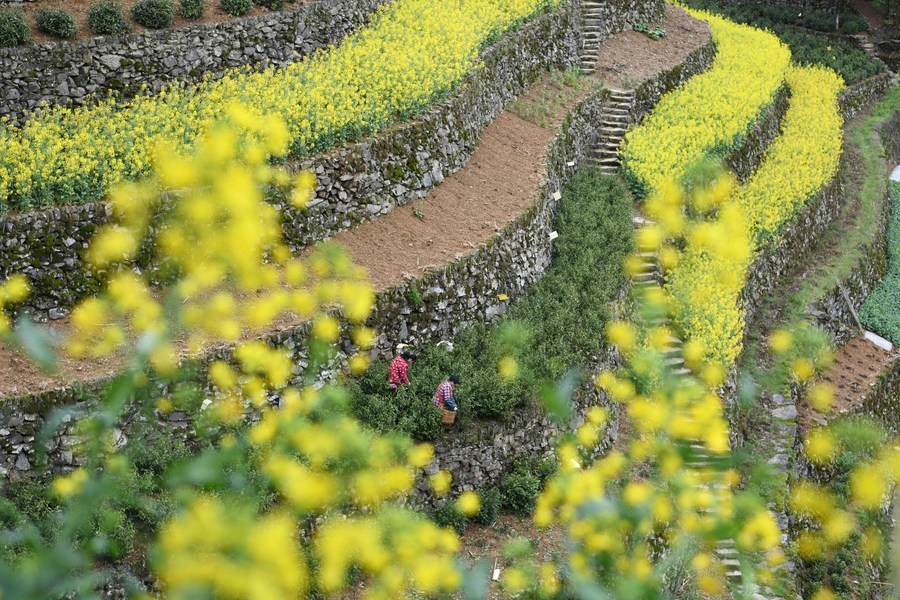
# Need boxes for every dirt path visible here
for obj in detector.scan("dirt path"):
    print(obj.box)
[0,4,711,399]
[848,0,886,30]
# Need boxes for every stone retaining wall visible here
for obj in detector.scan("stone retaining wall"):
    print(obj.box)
[0,0,387,122]
[739,77,888,330]
[859,356,900,436]
[837,71,897,122]
[726,84,790,183]
[0,33,718,484]
[0,3,580,320]
[0,0,671,321]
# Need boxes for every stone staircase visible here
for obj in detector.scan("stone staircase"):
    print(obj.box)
[580,1,608,74]
[628,219,788,600]
[851,32,880,62]
[590,88,635,174]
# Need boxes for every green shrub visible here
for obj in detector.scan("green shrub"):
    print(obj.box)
[860,181,900,344]
[513,455,557,487]
[430,502,468,534]
[881,112,900,164]
[471,487,502,526]
[35,7,77,39]
[0,8,30,48]
[348,170,633,439]
[179,0,204,19]
[131,0,175,28]
[220,0,251,16]
[87,0,129,35]
[499,471,540,516]
[682,0,883,83]
[253,0,285,9]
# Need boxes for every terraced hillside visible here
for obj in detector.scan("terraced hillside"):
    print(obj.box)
[0,0,896,598]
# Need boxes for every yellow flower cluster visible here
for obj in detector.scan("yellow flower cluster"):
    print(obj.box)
[666,64,843,367]
[620,11,790,197]
[49,109,464,597]
[532,288,782,594]
[623,7,844,368]
[736,65,844,241]
[66,104,376,382]
[0,0,559,209]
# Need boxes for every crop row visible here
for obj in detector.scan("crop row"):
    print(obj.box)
[623,9,845,368]
[619,11,790,198]
[0,0,560,211]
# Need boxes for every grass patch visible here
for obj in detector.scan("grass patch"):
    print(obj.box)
[348,169,633,440]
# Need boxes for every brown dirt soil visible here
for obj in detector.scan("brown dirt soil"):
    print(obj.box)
[14,0,305,45]
[849,0,886,30]
[0,6,712,399]
[798,335,899,433]
[593,4,711,89]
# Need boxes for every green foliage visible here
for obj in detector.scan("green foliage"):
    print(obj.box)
[881,111,900,164]
[220,0,252,17]
[499,471,540,516]
[861,181,900,344]
[430,502,468,534]
[87,0,129,35]
[131,0,175,29]
[683,0,882,83]
[472,487,502,526]
[35,7,77,39]
[512,455,557,487]
[0,8,30,48]
[179,0,204,19]
[254,0,285,10]
[633,22,666,39]
[348,170,632,439]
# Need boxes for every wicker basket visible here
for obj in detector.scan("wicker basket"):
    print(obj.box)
[440,408,456,425]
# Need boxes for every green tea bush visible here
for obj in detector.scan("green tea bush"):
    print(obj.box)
[35,7,77,39]
[349,170,632,439]
[472,487,502,526]
[179,0,204,19]
[860,181,900,344]
[881,112,900,163]
[0,8,30,48]
[87,0,129,35]
[430,502,468,534]
[220,0,251,16]
[131,0,175,29]
[513,455,557,487]
[499,471,540,515]
[684,0,882,83]
[253,0,285,9]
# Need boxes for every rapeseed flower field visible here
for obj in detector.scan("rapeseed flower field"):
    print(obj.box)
[625,8,844,368]
[620,10,790,197]
[0,0,559,210]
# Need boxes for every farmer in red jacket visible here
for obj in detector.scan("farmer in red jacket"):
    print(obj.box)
[387,351,415,390]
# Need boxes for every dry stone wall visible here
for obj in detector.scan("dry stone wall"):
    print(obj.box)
[0,0,387,122]
[0,29,717,485]
[0,1,583,320]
